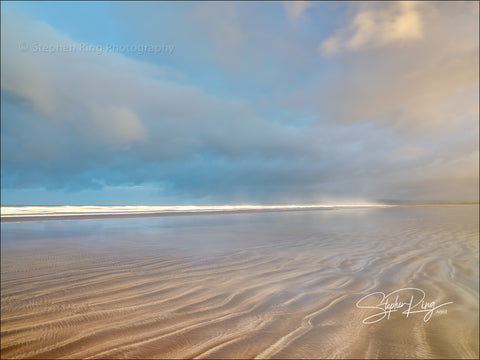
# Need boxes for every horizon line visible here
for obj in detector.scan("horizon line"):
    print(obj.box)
[1,200,479,207]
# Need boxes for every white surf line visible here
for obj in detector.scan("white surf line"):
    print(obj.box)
[1,204,393,218]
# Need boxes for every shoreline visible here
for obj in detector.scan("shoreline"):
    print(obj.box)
[1,207,341,223]
[2,203,478,223]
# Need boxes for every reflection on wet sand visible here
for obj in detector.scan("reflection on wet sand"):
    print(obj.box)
[1,206,478,359]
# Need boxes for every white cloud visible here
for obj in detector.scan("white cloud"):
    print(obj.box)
[283,1,313,23]
[320,1,423,55]
[313,1,479,200]
[318,1,478,132]
[1,12,151,148]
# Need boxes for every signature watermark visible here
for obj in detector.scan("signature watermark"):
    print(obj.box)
[356,287,453,324]
[19,42,175,56]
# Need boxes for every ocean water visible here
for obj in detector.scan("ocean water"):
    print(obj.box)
[1,205,478,359]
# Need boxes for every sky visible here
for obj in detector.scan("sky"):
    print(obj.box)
[1,1,479,205]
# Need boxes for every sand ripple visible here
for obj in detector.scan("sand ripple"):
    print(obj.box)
[1,206,478,359]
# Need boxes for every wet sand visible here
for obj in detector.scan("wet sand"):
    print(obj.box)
[1,206,478,359]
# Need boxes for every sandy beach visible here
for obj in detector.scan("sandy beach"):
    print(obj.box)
[1,205,478,359]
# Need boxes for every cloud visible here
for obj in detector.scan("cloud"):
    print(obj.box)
[1,12,151,149]
[1,3,478,204]
[284,1,313,23]
[287,1,479,200]
[2,10,341,201]
[318,1,478,134]
[320,1,423,55]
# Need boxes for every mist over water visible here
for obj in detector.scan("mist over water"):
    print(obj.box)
[1,205,478,359]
